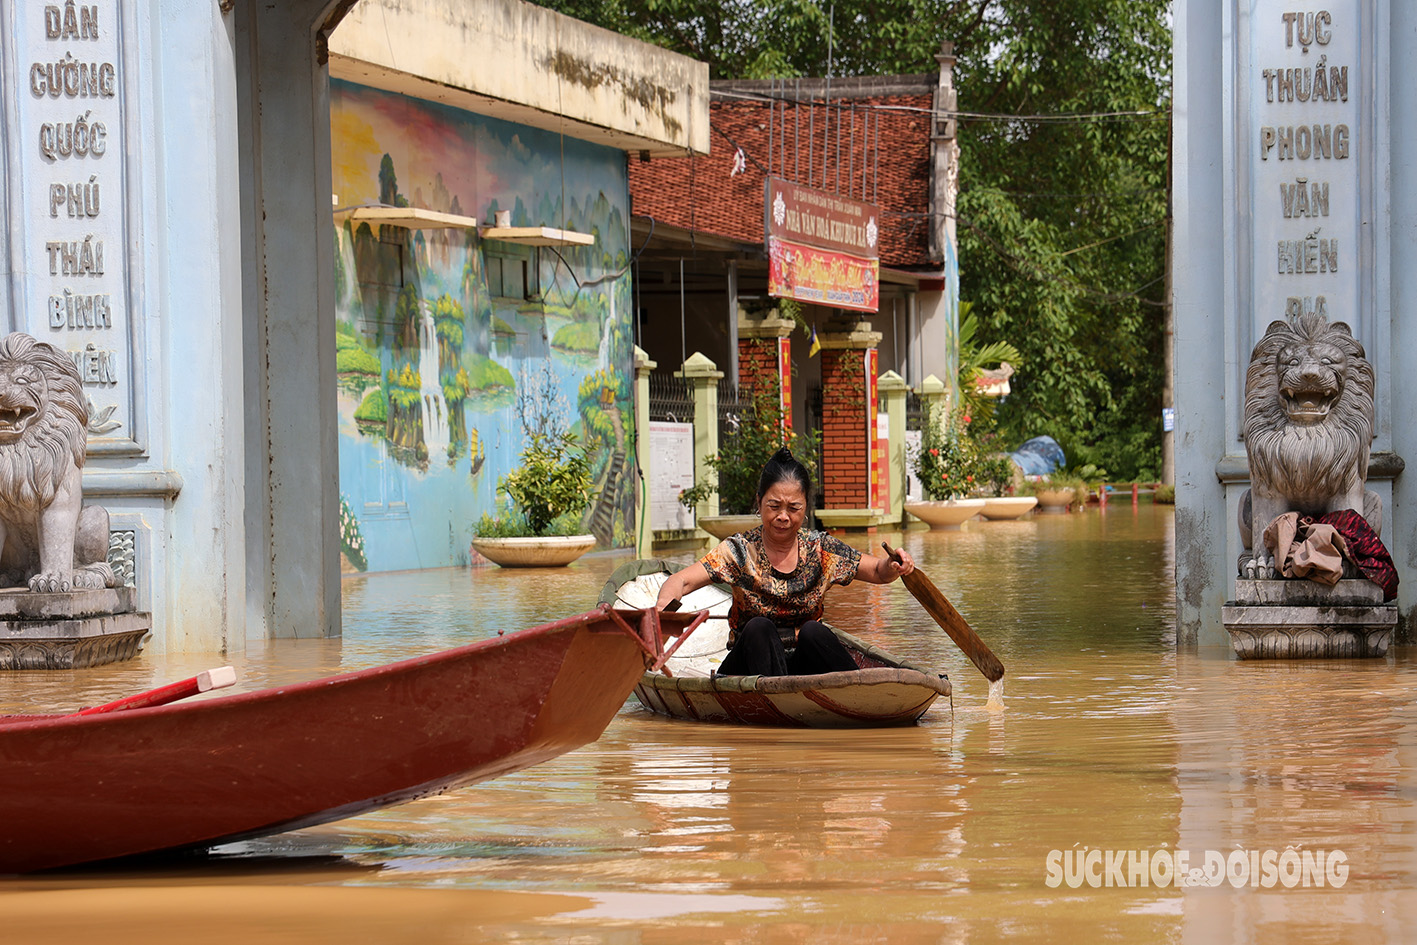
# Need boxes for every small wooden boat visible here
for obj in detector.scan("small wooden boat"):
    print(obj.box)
[0,605,686,873]
[600,561,951,728]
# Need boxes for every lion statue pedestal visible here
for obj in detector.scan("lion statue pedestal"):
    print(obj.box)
[0,333,150,670]
[1223,314,1397,659]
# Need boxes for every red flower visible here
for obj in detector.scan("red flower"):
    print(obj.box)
[962,414,972,424]
[929,448,939,456]
[966,475,974,483]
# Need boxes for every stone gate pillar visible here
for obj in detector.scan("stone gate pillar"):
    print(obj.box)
[814,322,883,532]
[737,306,794,424]
[1173,0,1409,647]
[918,373,949,435]
[676,352,723,520]
[634,346,656,558]
[878,371,908,526]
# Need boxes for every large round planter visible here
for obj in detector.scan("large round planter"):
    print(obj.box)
[904,498,986,530]
[1034,488,1074,512]
[697,514,761,541]
[979,496,1039,520]
[471,535,597,567]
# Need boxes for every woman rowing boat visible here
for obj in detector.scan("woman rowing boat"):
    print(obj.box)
[655,447,916,676]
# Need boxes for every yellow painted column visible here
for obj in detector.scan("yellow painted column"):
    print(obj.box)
[878,370,908,526]
[676,352,723,520]
[919,373,949,437]
[633,346,657,559]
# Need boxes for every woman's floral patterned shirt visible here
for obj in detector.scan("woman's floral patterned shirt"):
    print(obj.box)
[699,526,861,645]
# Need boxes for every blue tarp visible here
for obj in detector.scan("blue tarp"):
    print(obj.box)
[1011,436,1066,477]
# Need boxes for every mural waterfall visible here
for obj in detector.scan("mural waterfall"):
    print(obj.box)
[330,80,636,573]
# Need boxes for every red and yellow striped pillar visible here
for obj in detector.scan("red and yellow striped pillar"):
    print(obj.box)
[815,321,884,532]
[736,307,796,424]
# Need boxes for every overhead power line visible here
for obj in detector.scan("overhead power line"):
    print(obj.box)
[709,88,1168,124]
[964,188,1166,199]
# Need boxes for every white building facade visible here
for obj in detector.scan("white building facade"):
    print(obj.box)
[0,0,706,652]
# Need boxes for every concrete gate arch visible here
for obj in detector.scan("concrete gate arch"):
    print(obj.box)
[234,0,359,640]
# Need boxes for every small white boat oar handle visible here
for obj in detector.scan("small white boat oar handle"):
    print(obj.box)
[882,541,1005,683]
[76,666,238,716]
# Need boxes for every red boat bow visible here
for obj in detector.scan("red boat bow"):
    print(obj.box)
[0,605,698,873]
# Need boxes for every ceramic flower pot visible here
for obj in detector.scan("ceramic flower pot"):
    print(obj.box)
[696,514,761,541]
[1034,488,1074,512]
[979,496,1039,520]
[903,498,986,530]
[471,535,597,567]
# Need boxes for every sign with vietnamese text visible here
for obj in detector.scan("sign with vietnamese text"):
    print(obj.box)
[765,177,879,313]
[1240,2,1371,362]
[649,421,696,532]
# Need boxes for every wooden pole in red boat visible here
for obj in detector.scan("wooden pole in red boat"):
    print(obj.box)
[76,666,238,716]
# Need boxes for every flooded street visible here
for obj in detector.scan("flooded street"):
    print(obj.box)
[4,505,1417,942]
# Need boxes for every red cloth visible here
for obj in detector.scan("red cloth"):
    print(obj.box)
[1314,510,1399,601]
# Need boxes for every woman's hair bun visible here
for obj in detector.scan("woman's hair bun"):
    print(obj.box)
[755,445,813,507]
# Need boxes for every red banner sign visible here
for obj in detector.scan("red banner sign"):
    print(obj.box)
[765,178,880,313]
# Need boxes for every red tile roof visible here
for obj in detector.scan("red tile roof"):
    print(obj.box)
[629,93,936,269]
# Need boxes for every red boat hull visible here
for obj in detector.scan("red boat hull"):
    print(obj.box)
[0,607,663,873]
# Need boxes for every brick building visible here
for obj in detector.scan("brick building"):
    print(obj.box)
[631,43,961,524]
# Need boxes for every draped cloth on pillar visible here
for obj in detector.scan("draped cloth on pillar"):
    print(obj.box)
[1262,509,1399,601]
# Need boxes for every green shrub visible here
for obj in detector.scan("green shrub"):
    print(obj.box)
[497,432,595,536]
[911,403,982,500]
[472,508,588,538]
[336,345,381,380]
[1154,483,1175,505]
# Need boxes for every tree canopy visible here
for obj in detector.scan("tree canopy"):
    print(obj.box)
[545,0,1171,478]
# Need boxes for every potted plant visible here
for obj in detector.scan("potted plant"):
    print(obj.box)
[974,450,1037,520]
[681,390,820,541]
[1071,463,1107,507]
[905,404,986,529]
[1024,475,1084,512]
[471,432,598,566]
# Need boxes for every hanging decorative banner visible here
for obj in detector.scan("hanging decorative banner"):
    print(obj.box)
[765,177,880,313]
[778,336,793,420]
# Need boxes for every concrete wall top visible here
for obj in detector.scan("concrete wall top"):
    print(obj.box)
[329,0,709,158]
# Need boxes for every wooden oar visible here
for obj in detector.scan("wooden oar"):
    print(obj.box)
[882,541,1005,682]
[76,666,238,716]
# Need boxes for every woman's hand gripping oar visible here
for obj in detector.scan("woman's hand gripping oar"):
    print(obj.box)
[882,541,1005,683]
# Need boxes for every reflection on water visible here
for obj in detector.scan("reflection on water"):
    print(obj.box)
[5,506,1417,944]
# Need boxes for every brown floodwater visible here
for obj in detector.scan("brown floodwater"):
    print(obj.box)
[4,505,1416,943]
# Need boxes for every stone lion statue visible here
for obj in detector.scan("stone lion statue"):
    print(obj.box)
[0,333,113,592]
[1238,314,1377,578]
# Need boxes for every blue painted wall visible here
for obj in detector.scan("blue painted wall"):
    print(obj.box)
[330,80,635,573]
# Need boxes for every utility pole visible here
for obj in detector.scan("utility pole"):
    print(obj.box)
[1162,109,1175,486]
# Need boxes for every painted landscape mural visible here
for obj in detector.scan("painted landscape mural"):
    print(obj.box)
[330,80,635,572]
